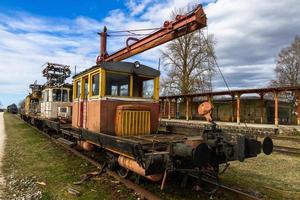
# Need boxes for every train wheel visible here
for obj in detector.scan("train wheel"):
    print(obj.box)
[117,166,131,179]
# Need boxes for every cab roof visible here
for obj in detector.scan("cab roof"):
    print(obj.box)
[73,61,160,79]
[43,83,72,90]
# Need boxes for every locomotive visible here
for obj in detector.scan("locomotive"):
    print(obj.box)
[20,5,273,191]
[7,103,18,114]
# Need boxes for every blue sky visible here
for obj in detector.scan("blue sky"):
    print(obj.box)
[0,0,124,19]
[0,0,299,107]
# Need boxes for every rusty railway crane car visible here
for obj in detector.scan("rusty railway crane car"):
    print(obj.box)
[7,103,18,114]
[20,63,73,131]
[58,5,273,188]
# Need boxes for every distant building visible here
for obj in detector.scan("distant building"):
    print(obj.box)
[161,96,296,125]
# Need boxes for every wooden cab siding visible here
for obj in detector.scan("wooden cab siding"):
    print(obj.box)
[72,98,159,135]
[72,62,160,136]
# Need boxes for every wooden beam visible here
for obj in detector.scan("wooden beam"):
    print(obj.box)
[159,100,163,118]
[297,90,300,125]
[186,97,189,121]
[174,98,178,119]
[160,86,300,100]
[274,91,279,127]
[232,95,235,122]
[163,99,166,118]
[236,94,241,124]
[260,93,264,124]
[190,97,193,120]
[168,98,171,120]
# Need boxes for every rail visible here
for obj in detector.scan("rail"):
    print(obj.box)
[273,145,300,156]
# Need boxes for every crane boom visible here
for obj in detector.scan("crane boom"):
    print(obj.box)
[96,5,207,64]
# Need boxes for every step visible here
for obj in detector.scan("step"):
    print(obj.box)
[57,137,75,147]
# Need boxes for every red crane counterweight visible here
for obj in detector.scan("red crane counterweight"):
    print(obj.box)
[96,4,207,64]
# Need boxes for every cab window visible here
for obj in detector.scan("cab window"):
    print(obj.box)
[62,90,68,102]
[42,90,49,102]
[53,89,68,102]
[142,79,154,98]
[69,90,73,102]
[106,73,130,96]
[92,73,99,96]
[83,77,88,97]
[133,76,154,98]
[75,80,81,98]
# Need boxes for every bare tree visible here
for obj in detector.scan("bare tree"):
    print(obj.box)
[160,8,216,96]
[270,36,300,117]
[271,36,300,87]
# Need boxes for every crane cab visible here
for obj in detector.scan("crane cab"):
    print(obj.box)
[40,85,72,120]
[72,62,160,136]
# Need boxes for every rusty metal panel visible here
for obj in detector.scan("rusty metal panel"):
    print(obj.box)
[72,101,79,128]
[72,97,159,135]
[99,100,159,135]
[116,109,150,136]
[86,99,101,132]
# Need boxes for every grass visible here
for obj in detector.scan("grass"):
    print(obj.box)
[2,113,135,200]
[221,154,300,200]
[142,154,300,200]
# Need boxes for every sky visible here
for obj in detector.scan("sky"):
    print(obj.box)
[0,0,299,107]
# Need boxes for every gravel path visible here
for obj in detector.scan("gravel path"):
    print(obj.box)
[0,112,6,198]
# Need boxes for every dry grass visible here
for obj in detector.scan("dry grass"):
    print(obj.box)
[3,113,300,199]
[221,153,300,200]
[258,138,300,148]
[2,113,136,200]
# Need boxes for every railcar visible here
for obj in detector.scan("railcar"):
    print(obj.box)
[59,5,273,187]
[58,60,273,187]
[7,104,18,114]
[20,63,72,131]
[20,5,274,191]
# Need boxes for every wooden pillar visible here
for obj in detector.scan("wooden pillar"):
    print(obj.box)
[186,97,189,121]
[163,99,166,118]
[174,98,178,119]
[232,95,235,122]
[297,90,300,125]
[190,97,193,120]
[260,93,264,124]
[274,91,279,127]
[168,98,171,120]
[160,99,163,118]
[236,94,241,124]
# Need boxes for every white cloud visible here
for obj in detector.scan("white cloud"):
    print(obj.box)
[126,0,154,16]
[0,0,300,106]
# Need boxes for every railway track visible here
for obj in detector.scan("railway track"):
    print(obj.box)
[21,119,161,200]
[273,145,300,156]
[270,135,300,143]
[16,115,262,200]
[258,135,300,143]
[257,135,300,156]
[200,178,261,200]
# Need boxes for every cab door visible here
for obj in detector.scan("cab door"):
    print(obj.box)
[81,76,89,128]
